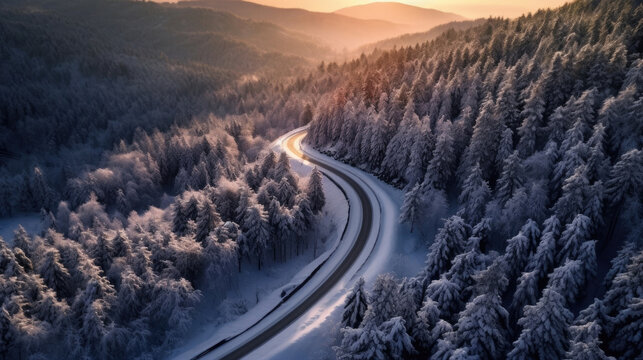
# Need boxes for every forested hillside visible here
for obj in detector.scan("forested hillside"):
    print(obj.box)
[0,0,338,217]
[178,0,407,50]
[306,0,643,358]
[0,1,338,358]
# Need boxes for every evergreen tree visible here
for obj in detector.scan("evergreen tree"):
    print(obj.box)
[422,122,456,190]
[496,151,525,206]
[547,260,584,305]
[504,231,533,280]
[411,298,441,354]
[496,67,520,131]
[172,197,187,235]
[525,215,560,285]
[399,183,423,232]
[423,216,468,284]
[426,277,462,321]
[380,316,415,360]
[405,123,434,186]
[454,263,510,360]
[508,287,573,360]
[342,278,368,328]
[566,321,613,360]
[458,163,491,225]
[241,203,270,270]
[557,214,592,264]
[306,167,325,214]
[553,165,591,224]
[336,321,387,360]
[511,270,539,321]
[38,248,73,298]
[363,274,399,326]
[495,127,515,175]
[516,83,545,158]
[461,94,504,180]
[603,241,636,290]
[608,297,643,359]
[195,198,221,243]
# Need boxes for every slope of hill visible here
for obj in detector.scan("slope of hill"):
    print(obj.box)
[177,0,408,49]
[4,0,329,71]
[357,19,485,54]
[309,0,643,357]
[334,2,465,33]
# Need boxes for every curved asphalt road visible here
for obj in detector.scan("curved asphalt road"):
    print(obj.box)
[192,129,374,360]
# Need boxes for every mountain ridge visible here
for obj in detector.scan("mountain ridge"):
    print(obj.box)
[334,1,465,33]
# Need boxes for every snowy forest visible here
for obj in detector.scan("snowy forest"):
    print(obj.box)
[307,0,643,359]
[1,0,642,359]
[0,0,336,358]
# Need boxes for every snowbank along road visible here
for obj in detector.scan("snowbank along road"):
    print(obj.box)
[191,128,377,359]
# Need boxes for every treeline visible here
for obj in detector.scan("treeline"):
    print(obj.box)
[304,0,642,358]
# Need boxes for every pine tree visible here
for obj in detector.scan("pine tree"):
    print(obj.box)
[422,122,456,190]
[411,298,441,354]
[525,215,560,286]
[496,67,520,131]
[336,321,387,360]
[496,151,525,206]
[399,183,423,232]
[508,287,573,360]
[602,250,643,318]
[426,277,462,321]
[342,278,368,328]
[380,316,415,359]
[241,203,270,270]
[111,231,131,258]
[445,240,486,302]
[495,127,515,175]
[516,83,545,158]
[461,94,504,180]
[405,123,434,186]
[423,216,468,284]
[172,196,187,235]
[608,297,643,359]
[511,270,539,321]
[553,165,591,224]
[557,214,592,264]
[458,163,491,225]
[196,198,221,243]
[504,231,533,280]
[604,149,643,238]
[566,321,613,360]
[306,167,325,214]
[454,262,510,360]
[363,274,399,326]
[547,260,584,305]
[603,241,636,290]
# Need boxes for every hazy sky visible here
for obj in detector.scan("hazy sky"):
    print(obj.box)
[247,0,571,18]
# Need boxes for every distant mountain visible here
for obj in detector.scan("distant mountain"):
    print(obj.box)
[334,2,465,33]
[357,19,485,54]
[178,0,409,49]
[3,0,329,73]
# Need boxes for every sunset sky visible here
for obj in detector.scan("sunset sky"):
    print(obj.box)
[240,0,571,18]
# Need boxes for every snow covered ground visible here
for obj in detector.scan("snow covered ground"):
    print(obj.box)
[0,213,41,246]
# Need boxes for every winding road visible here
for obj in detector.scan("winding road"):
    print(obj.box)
[190,128,377,360]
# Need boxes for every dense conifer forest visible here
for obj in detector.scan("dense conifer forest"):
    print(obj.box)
[306,0,642,358]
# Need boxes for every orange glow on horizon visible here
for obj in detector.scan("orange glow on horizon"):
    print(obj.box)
[230,0,571,18]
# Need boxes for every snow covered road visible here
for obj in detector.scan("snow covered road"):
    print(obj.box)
[177,127,423,360]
